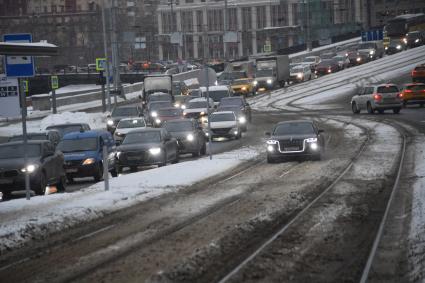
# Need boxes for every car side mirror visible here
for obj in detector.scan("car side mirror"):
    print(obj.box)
[265,132,271,137]
[318,129,325,134]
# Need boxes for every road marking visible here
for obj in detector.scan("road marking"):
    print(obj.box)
[0,257,31,272]
[72,224,116,243]
[218,160,265,184]
[279,163,300,178]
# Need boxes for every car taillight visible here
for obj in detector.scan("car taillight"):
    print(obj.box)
[397,93,403,98]
[404,89,412,93]
[373,94,382,101]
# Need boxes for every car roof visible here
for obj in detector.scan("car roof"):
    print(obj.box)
[404,83,425,86]
[150,92,170,96]
[62,130,109,140]
[126,128,162,133]
[212,111,235,115]
[200,86,229,91]
[190,97,208,102]
[119,117,145,122]
[1,140,49,146]
[46,123,88,128]
[276,120,313,125]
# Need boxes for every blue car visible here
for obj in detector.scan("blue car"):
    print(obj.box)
[58,130,118,183]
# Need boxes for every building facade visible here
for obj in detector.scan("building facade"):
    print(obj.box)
[156,0,362,61]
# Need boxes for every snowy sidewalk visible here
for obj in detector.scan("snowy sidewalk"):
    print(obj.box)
[0,145,261,253]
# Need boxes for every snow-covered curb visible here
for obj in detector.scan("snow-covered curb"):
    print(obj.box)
[0,145,261,253]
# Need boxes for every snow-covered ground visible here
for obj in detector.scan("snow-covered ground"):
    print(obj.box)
[0,145,262,253]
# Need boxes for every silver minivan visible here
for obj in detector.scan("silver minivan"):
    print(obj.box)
[351,84,403,114]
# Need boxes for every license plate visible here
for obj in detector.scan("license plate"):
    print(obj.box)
[66,168,78,173]
[0,179,12,184]
[285,146,300,151]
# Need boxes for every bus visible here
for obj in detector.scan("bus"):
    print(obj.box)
[384,13,425,46]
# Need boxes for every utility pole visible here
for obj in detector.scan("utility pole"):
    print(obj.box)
[111,0,120,105]
[101,0,111,111]
[305,0,312,51]
[223,0,228,60]
[169,0,176,60]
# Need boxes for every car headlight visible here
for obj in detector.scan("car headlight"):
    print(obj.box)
[200,111,205,116]
[296,73,303,79]
[201,116,208,123]
[116,151,122,158]
[181,104,186,110]
[415,38,420,43]
[385,46,388,50]
[187,134,194,141]
[327,68,332,73]
[306,138,317,143]
[115,132,123,136]
[266,140,278,145]
[403,38,407,44]
[149,147,161,155]
[356,57,361,62]
[151,111,158,117]
[155,118,161,124]
[267,145,275,152]
[82,158,96,165]
[267,79,273,84]
[21,164,39,173]
[242,86,247,91]
[396,44,402,50]
[215,80,218,86]
[310,142,318,150]
[253,80,258,86]
[107,119,114,126]
[174,103,181,108]
[369,50,375,55]
[238,116,246,124]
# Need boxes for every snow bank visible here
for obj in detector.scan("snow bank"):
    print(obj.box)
[0,145,261,253]
[39,111,106,130]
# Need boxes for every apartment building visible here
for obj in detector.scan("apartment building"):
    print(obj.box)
[156,0,361,61]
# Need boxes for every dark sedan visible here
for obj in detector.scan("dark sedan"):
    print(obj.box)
[405,31,425,48]
[115,128,178,172]
[106,106,143,133]
[0,141,66,198]
[314,59,339,76]
[153,107,183,127]
[265,120,325,163]
[218,96,252,123]
[163,119,207,157]
[146,101,173,124]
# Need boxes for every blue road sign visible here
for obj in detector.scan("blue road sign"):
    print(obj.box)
[3,34,35,77]
[362,30,384,42]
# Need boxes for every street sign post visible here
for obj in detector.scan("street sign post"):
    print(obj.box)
[51,75,59,114]
[3,34,35,78]
[22,80,28,93]
[0,75,20,117]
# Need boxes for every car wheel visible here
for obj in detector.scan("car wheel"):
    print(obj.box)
[201,143,207,155]
[377,109,384,114]
[1,191,12,200]
[130,166,138,172]
[192,146,201,157]
[110,168,118,177]
[367,102,374,114]
[403,100,408,107]
[159,152,167,167]
[267,155,276,164]
[393,108,401,114]
[94,164,103,182]
[351,102,360,114]
[35,172,47,196]
[172,152,179,164]
[57,175,67,192]
[116,166,123,174]
[67,175,75,184]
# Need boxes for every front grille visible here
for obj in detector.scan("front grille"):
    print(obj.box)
[212,128,231,135]
[120,151,147,162]
[279,139,304,151]
[185,112,201,119]
[65,160,82,167]
[0,170,19,178]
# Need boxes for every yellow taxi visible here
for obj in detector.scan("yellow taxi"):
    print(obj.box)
[400,83,425,107]
[230,78,255,97]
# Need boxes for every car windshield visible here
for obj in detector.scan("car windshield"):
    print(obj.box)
[0,144,41,158]
[175,96,191,103]
[406,84,425,91]
[303,57,316,63]
[208,90,229,102]
[415,66,425,71]
[217,106,241,114]
[358,42,376,49]
[210,113,235,122]
[377,86,399,93]
[273,122,315,135]
[149,94,172,102]
[47,125,83,137]
[233,79,251,84]
[256,69,273,77]
[188,101,208,109]
[158,108,182,116]
[189,89,201,97]
[317,61,334,67]
[291,66,304,72]
[220,72,246,80]
[9,133,47,142]
[164,121,193,132]
[123,131,161,144]
[112,107,139,117]
[220,97,243,107]
[333,56,344,61]
[117,119,146,129]
[58,138,98,152]
[149,102,172,111]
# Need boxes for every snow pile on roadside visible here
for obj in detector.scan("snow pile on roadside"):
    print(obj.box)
[39,111,106,130]
[52,84,100,95]
[0,145,262,253]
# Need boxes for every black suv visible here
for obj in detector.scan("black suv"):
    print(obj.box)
[163,119,207,157]
[0,141,66,198]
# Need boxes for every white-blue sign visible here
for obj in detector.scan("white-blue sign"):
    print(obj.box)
[361,30,384,42]
[3,33,35,77]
